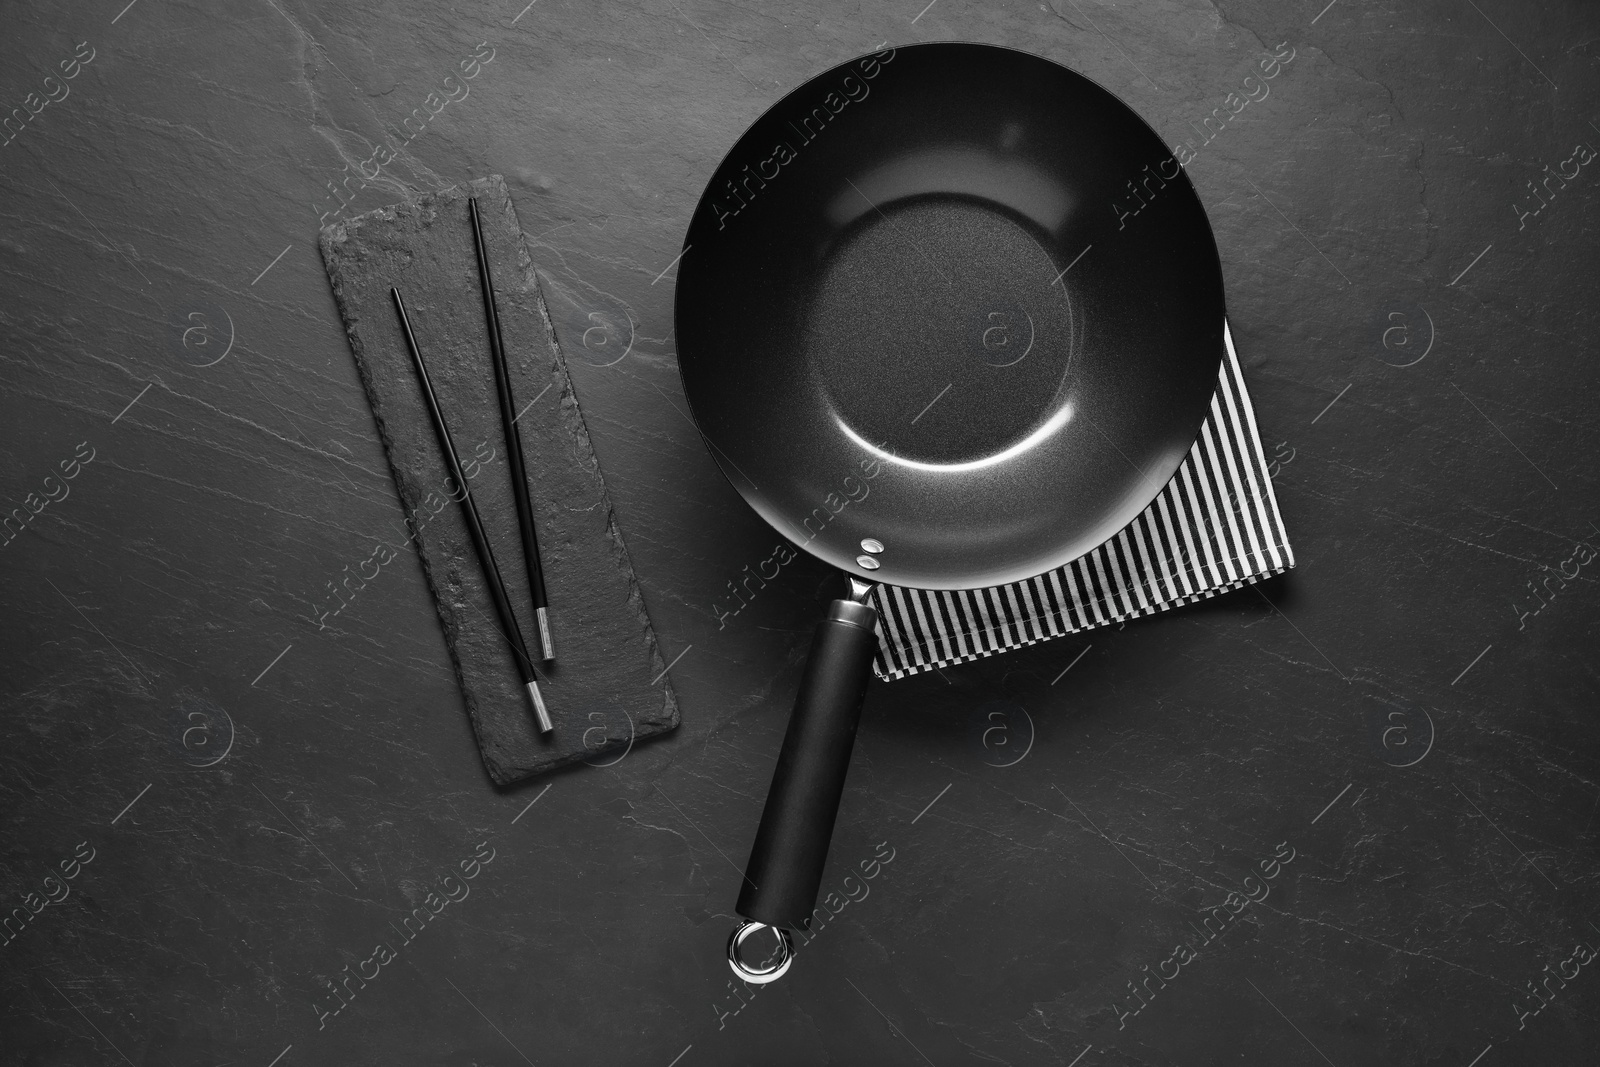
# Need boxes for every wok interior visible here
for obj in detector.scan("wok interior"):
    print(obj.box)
[677,43,1225,590]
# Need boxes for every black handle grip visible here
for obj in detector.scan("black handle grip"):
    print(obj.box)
[737,598,878,930]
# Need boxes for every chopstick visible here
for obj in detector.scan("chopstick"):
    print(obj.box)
[390,286,554,735]
[469,196,555,662]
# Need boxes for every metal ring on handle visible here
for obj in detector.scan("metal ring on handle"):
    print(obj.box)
[726,920,795,984]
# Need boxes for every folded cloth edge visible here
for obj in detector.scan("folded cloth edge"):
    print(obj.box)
[870,320,1294,680]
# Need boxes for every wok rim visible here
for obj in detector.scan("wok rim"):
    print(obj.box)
[673,40,1228,590]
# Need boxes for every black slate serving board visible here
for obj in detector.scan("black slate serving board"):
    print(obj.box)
[318,175,678,784]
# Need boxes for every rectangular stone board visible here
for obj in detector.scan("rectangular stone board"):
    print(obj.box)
[319,175,678,784]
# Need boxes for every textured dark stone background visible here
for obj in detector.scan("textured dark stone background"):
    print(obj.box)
[320,175,679,784]
[1,2,1596,1066]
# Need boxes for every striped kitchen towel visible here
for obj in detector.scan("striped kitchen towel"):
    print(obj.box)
[869,322,1293,680]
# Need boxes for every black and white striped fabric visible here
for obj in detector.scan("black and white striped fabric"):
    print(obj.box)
[869,323,1293,681]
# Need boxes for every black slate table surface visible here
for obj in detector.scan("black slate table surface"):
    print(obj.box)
[2,3,1597,1066]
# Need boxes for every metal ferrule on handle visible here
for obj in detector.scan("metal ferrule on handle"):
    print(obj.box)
[736,595,879,933]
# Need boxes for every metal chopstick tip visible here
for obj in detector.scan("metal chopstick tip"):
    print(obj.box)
[525,679,554,735]
[536,606,555,662]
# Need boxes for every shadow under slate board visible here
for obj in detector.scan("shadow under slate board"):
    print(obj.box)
[318,176,678,785]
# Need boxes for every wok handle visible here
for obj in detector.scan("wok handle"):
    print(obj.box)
[736,595,878,934]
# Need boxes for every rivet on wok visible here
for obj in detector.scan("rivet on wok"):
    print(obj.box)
[860,538,884,554]
[856,555,881,570]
